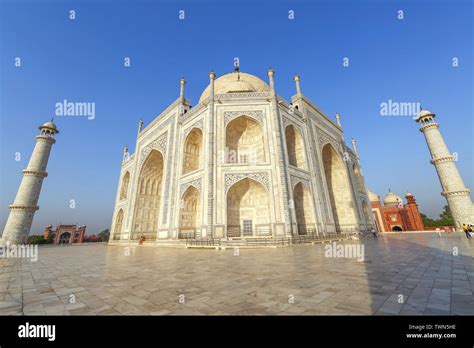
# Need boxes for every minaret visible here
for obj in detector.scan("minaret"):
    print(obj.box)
[137,119,143,136]
[335,113,342,128]
[415,109,473,227]
[293,74,302,96]
[351,138,359,160]
[1,120,59,244]
[179,78,186,102]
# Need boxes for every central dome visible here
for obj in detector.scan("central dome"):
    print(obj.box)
[199,72,270,102]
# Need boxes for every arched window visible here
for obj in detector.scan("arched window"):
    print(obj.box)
[226,116,265,164]
[113,209,124,240]
[353,164,365,193]
[293,182,316,235]
[179,186,201,239]
[119,172,130,200]
[285,125,306,169]
[182,128,203,174]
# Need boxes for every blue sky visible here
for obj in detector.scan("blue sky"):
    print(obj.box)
[1,0,472,235]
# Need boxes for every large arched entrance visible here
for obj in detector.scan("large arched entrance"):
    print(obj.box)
[285,125,306,169]
[179,186,201,239]
[226,116,265,164]
[132,150,164,241]
[113,209,124,240]
[322,144,357,232]
[182,128,203,174]
[293,182,316,234]
[59,232,71,244]
[226,178,270,237]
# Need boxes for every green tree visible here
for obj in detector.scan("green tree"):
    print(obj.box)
[438,205,454,225]
[46,234,54,244]
[421,205,454,227]
[98,229,110,242]
[420,213,436,227]
[28,235,47,245]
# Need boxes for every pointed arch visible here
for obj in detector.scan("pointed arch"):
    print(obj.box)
[353,164,365,193]
[226,178,270,237]
[179,186,201,239]
[119,172,130,200]
[285,125,307,169]
[132,150,164,240]
[113,209,124,240]
[226,116,265,164]
[322,143,357,231]
[182,128,203,174]
[293,182,317,235]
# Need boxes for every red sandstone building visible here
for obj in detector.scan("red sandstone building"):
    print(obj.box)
[368,191,424,232]
[43,224,86,244]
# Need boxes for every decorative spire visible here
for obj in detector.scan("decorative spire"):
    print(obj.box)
[351,138,359,159]
[179,78,186,100]
[335,113,341,127]
[293,74,301,96]
[267,68,275,92]
[209,69,215,80]
[138,119,143,133]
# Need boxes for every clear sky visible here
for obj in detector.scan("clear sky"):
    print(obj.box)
[0,0,472,235]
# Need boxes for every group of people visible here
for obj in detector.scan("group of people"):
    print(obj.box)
[462,224,473,239]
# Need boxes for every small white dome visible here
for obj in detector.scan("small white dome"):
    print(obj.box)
[415,109,435,122]
[368,190,380,202]
[41,121,57,130]
[383,191,403,207]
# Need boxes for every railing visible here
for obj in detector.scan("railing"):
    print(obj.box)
[185,232,355,248]
[297,224,318,236]
[185,239,221,247]
[335,224,358,233]
[178,231,195,239]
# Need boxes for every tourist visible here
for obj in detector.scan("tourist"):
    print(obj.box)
[463,224,472,239]
[371,227,378,239]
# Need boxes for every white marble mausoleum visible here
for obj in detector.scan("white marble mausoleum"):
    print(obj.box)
[109,68,376,244]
